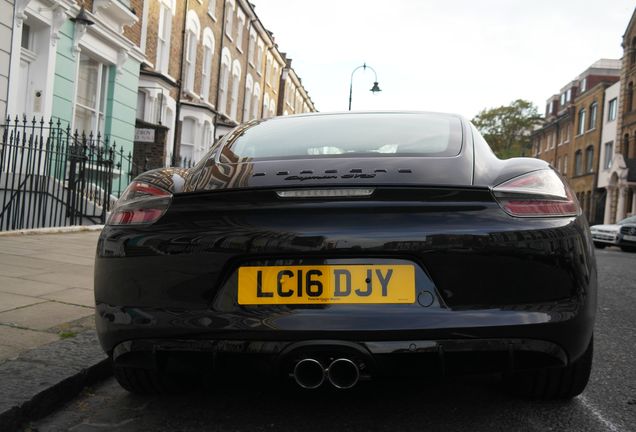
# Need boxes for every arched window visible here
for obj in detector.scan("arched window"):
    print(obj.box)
[229,60,242,120]
[184,10,201,94]
[243,74,253,122]
[574,150,583,175]
[628,82,634,112]
[252,83,260,120]
[263,93,270,118]
[224,0,235,38]
[585,145,594,173]
[218,48,231,114]
[201,28,215,102]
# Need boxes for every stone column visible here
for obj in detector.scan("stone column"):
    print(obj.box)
[604,187,614,224]
[617,187,627,221]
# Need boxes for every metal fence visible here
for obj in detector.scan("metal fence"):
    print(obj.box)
[0,117,138,231]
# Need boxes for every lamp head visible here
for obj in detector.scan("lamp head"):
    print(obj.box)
[71,6,95,26]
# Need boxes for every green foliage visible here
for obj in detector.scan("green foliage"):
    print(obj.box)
[472,99,543,159]
[58,330,77,339]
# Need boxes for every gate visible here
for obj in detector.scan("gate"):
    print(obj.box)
[0,117,137,231]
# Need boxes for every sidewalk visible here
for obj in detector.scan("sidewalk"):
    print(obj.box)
[0,230,100,363]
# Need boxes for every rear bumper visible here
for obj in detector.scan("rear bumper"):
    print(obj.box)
[95,198,597,369]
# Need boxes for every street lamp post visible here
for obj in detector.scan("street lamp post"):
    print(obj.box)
[348,63,381,111]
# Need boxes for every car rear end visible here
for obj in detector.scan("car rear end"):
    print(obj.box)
[94,112,596,395]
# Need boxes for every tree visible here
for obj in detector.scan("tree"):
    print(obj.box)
[472,99,543,159]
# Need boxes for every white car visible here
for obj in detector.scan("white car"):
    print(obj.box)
[590,215,636,252]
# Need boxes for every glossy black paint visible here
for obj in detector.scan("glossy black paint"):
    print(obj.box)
[95,112,597,376]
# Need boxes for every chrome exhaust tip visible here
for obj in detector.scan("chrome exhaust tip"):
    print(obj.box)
[293,358,325,389]
[327,358,360,389]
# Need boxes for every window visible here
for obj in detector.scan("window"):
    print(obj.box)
[201,28,215,102]
[557,156,562,173]
[74,53,109,136]
[628,82,634,112]
[269,99,276,117]
[604,141,614,169]
[136,91,146,121]
[230,60,241,120]
[226,113,464,160]
[208,0,216,18]
[252,83,260,119]
[564,155,568,175]
[588,102,597,130]
[184,11,201,94]
[224,0,234,39]
[560,93,566,106]
[262,93,270,117]
[608,98,617,121]
[566,88,572,102]
[574,150,583,175]
[180,117,196,165]
[564,126,570,143]
[243,74,253,121]
[218,49,231,114]
[265,55,272,85]
[631,37,636,65]
[247,30,256,65]
[585,146,594,173]
[580,78,587,93]
[156,0,174,74]
[236,10,245,50]
[256,40,264,75]
[202,121,212,151]
[577,109,586,135]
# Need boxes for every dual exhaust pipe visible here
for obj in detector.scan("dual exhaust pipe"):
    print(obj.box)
[293,357,360,389]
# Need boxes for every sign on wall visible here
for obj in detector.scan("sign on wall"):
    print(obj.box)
[135,128,155,143]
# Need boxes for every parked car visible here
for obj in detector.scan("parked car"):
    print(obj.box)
[95,112,596,399]
[590,215,636,252]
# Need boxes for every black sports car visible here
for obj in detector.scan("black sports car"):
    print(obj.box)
[95,112,596,399]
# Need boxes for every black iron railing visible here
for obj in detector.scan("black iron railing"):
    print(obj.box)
[0,116,139,231]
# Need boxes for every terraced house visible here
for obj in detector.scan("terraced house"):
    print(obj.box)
[133,0,316,169]
[0,0,316,232]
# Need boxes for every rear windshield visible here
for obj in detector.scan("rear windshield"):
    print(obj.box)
[224,113,463,160]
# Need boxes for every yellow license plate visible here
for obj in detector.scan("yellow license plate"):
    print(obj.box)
[238,265,415,305]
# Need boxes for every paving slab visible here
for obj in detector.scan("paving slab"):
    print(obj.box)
[0,301,94,331]
[0,292,46,313]
[42,288,95,308]
[21,270,94,290]
[0,274,69,297]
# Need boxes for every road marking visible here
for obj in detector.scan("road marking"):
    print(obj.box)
[580,395,623,432]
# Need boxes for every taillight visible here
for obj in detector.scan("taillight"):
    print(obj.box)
[107,181,172,225]
[492,169,579,217]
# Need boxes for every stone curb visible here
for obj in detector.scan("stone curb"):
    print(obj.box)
[0,225,104,237]
[0,330,111,432]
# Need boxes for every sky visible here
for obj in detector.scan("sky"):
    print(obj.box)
[253,0,636,119]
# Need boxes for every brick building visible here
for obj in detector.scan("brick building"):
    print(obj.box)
[134,0,317,169]
[531,60,620,224]
[278,55,316,116]
[609,10,636,222]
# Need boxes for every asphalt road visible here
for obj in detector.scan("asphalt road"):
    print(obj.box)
[28,248,636,432]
